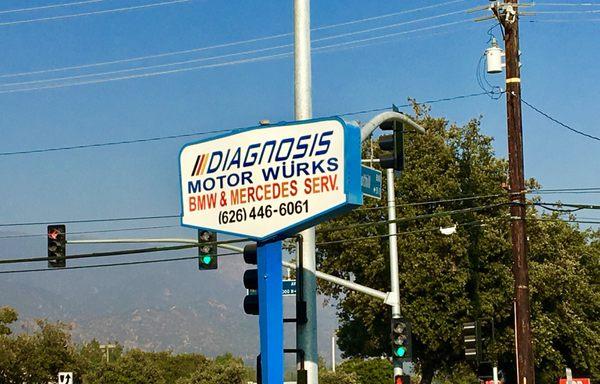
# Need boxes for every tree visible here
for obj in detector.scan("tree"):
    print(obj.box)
[0,307,17,335]
[337,358,393,384]
[0,316,78,384]
[175,354,247,384]
[315,105,600,383]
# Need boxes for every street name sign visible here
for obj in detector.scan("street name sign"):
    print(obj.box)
[179,117,362,241]
[361,165,382,199]
[282,279,297,296]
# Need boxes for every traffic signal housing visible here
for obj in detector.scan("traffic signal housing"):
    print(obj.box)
[395,375,411,384]
[47,225,66,268]
[378,120,404,171]
[463,321,481,363]
[198,230,217,270]
[391,317,412,362]
[243,243,259,315]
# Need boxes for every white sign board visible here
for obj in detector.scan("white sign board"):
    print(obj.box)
[58,372,73,384]
[179,118,362,240]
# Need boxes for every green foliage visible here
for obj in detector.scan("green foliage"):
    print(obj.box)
[0,306,18,335]
[337,358,393,384]
[319,369,360,384]
[0,309,250,384]
[0,319,78,384]
[174,353,247,384]
[315,106,600,383]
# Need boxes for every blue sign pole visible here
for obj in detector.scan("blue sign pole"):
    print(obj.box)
[257,241,284,384]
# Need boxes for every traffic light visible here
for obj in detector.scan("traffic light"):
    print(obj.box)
[47,225,66,268]
[378,119,404,171]
[198,230,217,270]
[243,243,259,315]
[463,321,481,363]
[391,317,412,362]
[394,375,411,384]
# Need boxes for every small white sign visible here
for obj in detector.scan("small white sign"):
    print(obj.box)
[58,372,73,384]
[179,118,362,240]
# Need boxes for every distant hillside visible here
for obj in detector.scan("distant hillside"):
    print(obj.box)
[0,233,340,364]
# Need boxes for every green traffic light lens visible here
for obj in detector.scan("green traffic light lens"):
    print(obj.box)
[202,255,212,265]
[395,346,407,357]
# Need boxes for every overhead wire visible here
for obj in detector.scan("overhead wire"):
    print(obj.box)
[0,90,490,157]
[528,9,600,14]
[0,237,248,264]
[0,224,180,239]
[0,0,191,27]
[318,203,509,234]
[0,251,242,274]
[0,15,473,92]
[533,2,600,6]
[0,0,468,79]
[0,193,514,230]
[0,0,107,15]
[0,214,179,228]
[315,218,507,246]
[517,94,600,142]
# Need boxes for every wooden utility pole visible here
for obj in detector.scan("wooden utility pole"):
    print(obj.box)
[500,0,536,383]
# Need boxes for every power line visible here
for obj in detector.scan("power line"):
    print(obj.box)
[0,0,466,79]
[529,9,600,14]
[527,18,600,23]
[357,192,508,212]
[0,127,230,156]
[0,90,490,157]
[313,0,469,32]
[0,224,179,240]
[529,187,600,193]
[529,217,600,225]
[534,202,600,211]
[0,251,242,274]
[0,237,247,264]
[533,2,600,6]
[318,203,508,234]
[0,243,196,265]
[0,0,107,15]
[0,33,292,81]
[0,214,178,228]
[316,218,504,246]
[0,192,508,236]
[0,15,470,91]
[0,0,191,27]
[0,42,294,88]
[0,193,505,229]
[518,94,600,142]
[0,50,293,94]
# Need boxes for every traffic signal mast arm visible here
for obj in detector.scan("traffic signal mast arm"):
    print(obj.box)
[359,111,426,142]
[65,237,396,306]
[223,244,395,306]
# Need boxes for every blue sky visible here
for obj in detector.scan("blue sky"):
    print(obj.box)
[0,0,598,366]
[0,0,598,246]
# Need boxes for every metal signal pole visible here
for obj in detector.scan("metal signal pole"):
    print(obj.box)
[294,0,319,383]
[501,0,535,383]
[387,168,403,380]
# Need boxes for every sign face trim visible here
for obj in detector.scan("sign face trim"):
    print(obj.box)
[179,117,362,241]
